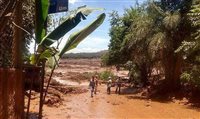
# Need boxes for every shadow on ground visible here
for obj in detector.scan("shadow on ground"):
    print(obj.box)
[26,112,38,119]
[120,86,200,111]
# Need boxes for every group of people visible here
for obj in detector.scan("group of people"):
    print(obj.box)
[107,76,121,95]
[89,75,99,97]
[89,75,122,98]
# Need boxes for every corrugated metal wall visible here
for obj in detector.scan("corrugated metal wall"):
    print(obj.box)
[0,68,24,119]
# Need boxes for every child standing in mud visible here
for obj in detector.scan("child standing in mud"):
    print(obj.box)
[89,76,95,97]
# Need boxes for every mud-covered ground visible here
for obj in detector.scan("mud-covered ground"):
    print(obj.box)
[27,58,200,119]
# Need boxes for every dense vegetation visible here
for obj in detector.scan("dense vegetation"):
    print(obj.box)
[103,0,200,93]
[0,0,34,67]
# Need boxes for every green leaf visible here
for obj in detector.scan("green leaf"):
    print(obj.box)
[46,54,59,69]
[30,54,36,65]
[39,49,52,60]
[40,6,102,46]
[39,48,59,60]
[76,5,104,16]
[35,0,49,43]
[59,13,106,57]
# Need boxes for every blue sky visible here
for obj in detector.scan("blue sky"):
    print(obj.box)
[29,0,147,53]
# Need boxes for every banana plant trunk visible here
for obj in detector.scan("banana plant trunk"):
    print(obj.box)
[43,64,56,102]
[39,61,46,119]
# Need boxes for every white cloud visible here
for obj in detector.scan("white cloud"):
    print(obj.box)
[67,47,107,53]
[59,36,109,53]
[69,0,78,4]
[29,34,109,54]
[76,36,109,48]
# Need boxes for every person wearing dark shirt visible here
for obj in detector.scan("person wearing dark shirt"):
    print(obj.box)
[115,77,121,94]
[94,75,99,94]
[89,76,95,97]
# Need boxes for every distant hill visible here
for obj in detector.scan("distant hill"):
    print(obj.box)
[62,50,108,59]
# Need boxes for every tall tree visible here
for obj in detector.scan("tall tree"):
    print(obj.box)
[106,0,195,91]
[176,0,200,89]
[106,11,127,66]
[122,6,155,86]
[158,0,192,91]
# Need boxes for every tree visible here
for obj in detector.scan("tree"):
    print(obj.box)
[104,11,127,66]
[22,0,35,57]
[178,0,200,63]
[176,0,200,90]
[105,6,155,86]
[122,6,155,86]
[153,0,192,91]
[106,0,194,91]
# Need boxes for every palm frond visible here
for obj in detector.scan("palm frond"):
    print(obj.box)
[149,32,166,51]
[163,11,181,30]
[188,2,200,40]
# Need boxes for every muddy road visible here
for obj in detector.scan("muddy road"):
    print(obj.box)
[43,84,199,119]
[29,59,200,119]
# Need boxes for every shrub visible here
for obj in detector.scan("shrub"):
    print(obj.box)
[99,70,115,80]
[181,65,200,89]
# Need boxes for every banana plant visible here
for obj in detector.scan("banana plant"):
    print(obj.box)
[43,13,105,101]
[32,1,106,106]
[31,5,105,64]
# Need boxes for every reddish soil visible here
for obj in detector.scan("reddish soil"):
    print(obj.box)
[43,85,200,119]
[27,58,200,119]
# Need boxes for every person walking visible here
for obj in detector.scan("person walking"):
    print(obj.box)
[107,77,112,94]
[94,75,99,94]
[115,77,121,94]
[89,76,95,97]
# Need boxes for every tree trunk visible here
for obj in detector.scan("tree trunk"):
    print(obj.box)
[140,63,148,87]
[163,50,182,92]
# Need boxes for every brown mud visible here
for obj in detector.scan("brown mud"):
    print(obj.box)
[27,59,200,119]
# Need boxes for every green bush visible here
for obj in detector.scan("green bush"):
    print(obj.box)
[181,65,200,88]
[180,72,191,83]
[125,62,141,83]
[101,52,110,66]
[99,70,115,80]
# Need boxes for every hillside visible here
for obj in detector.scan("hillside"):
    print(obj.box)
[62,50,108,59]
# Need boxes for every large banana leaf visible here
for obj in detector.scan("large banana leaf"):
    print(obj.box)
[59,13,106,57]
[39,6,102,46]
[76,5,104,16]
[35,0,49,43]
